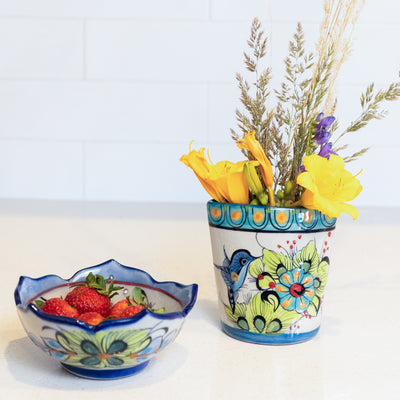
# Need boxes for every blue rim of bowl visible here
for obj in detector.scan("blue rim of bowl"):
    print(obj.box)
[14,259,198,332]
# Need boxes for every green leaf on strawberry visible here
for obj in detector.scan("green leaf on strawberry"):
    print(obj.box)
[131,287,165,313]
[152,307,166,313]
[73,272,124,299]
[35,299,45,308]
[132,287,148,306]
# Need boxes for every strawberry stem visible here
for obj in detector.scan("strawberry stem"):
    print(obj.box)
[71,272,124,299]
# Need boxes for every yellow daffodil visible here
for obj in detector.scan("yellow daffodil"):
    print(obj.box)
[237,131,275,205]
[296,154,362,220]
[180,143,254,204]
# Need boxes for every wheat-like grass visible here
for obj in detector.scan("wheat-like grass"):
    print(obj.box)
[320,0,365,114]
[230,2,400,203]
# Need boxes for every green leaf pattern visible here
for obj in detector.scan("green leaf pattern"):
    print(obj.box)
[225,293,301,335]
[55,328,151,368]
[262,250,293,279]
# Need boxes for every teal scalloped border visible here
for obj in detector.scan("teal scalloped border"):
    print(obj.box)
[207,201,336,232]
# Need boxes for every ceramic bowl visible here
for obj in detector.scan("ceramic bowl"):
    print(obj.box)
[14,259,198,379]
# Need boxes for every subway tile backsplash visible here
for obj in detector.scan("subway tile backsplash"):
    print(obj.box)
[0,0,398,207]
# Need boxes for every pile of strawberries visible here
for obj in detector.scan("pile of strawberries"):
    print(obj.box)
[36,273,157,325]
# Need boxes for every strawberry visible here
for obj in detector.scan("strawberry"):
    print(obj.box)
[79,312,105,325]
[40,298,79,318]
[107,299,131,319]
[65,286,111,316]
[65,272,123,317]
[120,304,146,318]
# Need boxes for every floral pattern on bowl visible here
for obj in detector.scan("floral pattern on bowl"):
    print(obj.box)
[14,259,198,379]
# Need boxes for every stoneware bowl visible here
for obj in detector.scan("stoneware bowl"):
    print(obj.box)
[14,259,198,379]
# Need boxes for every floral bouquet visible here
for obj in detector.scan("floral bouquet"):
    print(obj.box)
[180,1,400,220]
[179,0,400,344]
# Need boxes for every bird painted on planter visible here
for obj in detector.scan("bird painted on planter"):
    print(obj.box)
[214,249,255,313]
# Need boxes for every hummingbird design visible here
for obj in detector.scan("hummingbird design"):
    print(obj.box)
[214,248,255,313]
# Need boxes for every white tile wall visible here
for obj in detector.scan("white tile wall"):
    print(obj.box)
[269,0,324,22]
[208,83,239,143]
[86,20,250,82]
[0,18,83,79]
[351,145,400,207]
[85,142,210,203]
[0,1,209,19]
[0,140,83,199]
[0,1,398,207]
[0,81,208,142]
[211,0,270,21]
[338,23,400,86]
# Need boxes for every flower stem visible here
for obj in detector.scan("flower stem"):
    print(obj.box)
[267,186,276,206]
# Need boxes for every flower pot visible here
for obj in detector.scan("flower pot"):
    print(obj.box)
[207,200,336,345]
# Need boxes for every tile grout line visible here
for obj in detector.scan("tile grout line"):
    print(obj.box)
[0,13,396,25]
[205,83,210,143]
[0,77,395,87]
[82,18,87,80]
[82,141,87,201]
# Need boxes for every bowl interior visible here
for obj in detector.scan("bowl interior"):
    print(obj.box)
[32,281,184,314]
[16,260,198,320]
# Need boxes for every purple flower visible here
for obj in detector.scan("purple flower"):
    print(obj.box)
[312,128,330,145]
[317,116,335,129]
[312,114,336,145]
[318,142,337,159]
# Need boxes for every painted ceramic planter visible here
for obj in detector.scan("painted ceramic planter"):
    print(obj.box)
[14,259,198,379]
[207,200,336,345]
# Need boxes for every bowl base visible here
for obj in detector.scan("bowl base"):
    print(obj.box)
[61,360,150,379]
[221,322,320,345]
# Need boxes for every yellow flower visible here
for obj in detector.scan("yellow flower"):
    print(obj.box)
[237,131,275,205]
[180,144,225,203]
[237,131,273,187]
[180,143,254,204]
[211,161,251,204]
[297,154,362,220]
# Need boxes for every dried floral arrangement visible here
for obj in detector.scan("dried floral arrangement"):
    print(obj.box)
[180,0,400,220]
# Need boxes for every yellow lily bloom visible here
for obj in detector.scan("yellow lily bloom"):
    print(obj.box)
[180,143,254,204]
[211,161,251,204]
[180,145,225,203]
[237,131,273,187]
[297,154,362,220]
[237,131,275,205]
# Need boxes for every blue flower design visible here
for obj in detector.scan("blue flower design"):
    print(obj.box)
[135,327,178,363]
[27,332,70,360]
[275,268,315,313]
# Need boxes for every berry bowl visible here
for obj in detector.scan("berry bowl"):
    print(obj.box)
[14,259,198,379]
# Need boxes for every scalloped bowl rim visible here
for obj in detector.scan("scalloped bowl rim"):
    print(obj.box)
[15,259,198,332]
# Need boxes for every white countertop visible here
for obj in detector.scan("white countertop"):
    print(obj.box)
[1,200,399,400]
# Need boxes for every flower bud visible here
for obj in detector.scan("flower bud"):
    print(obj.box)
[244,162,263,193]
[244,162,268,206]
[258,192,268,206]
[284,181,293,199]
